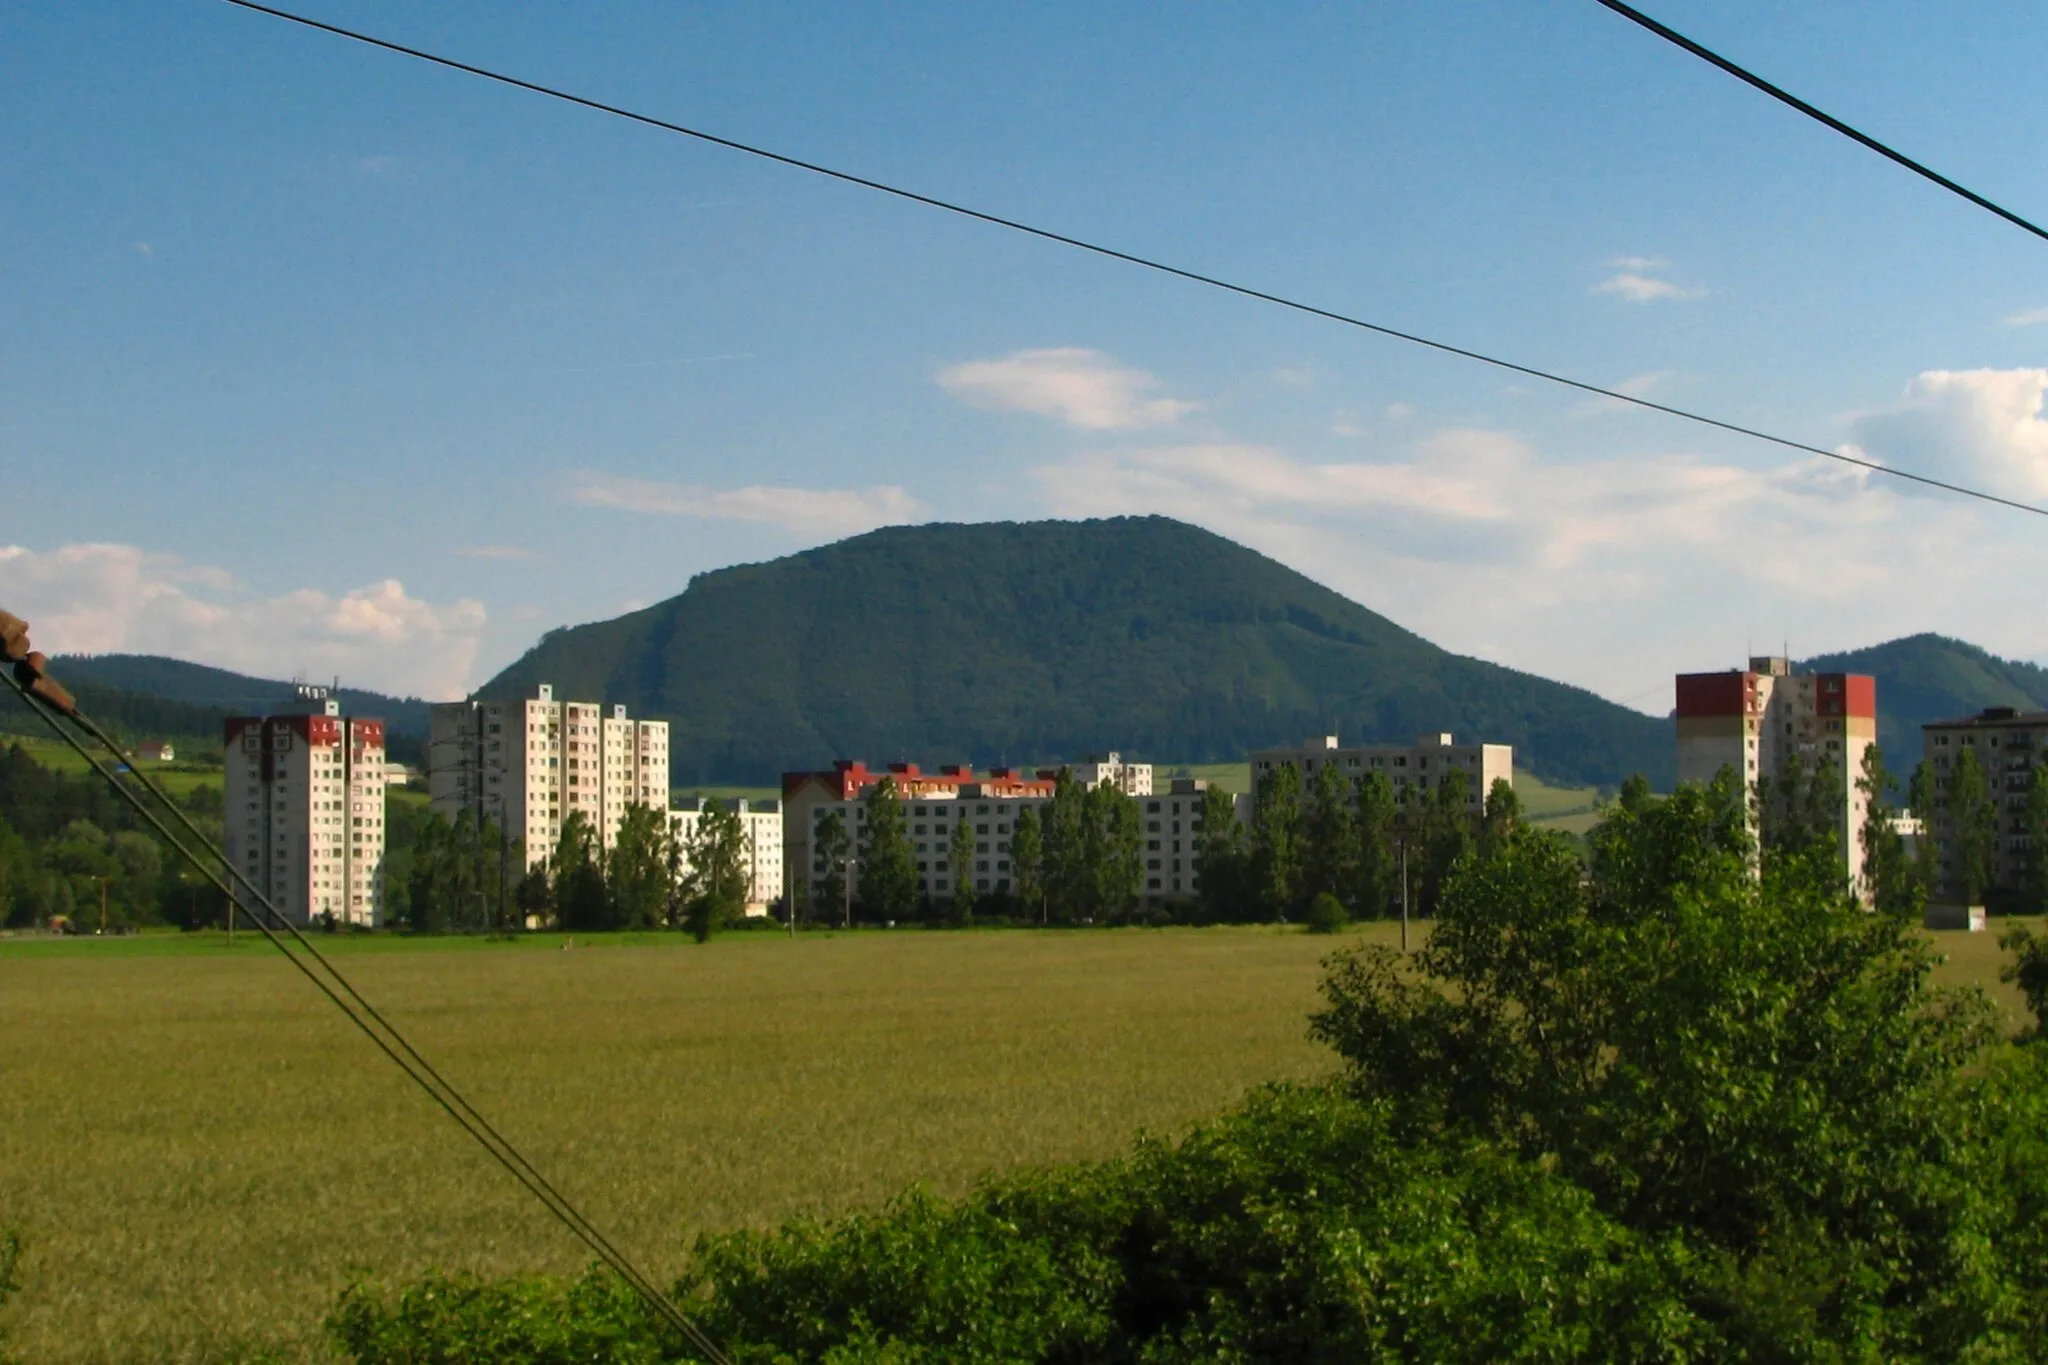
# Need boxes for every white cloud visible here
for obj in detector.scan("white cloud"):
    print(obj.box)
[1609,255,1668,272]
[451,545,535,560]
[2005,306,2048,328]
[568,473,928,538]
[0,544,485,700]
[1025,391,2048,711]
[1385,402,1414,421]
[1846,368,2048,503]
[131,241,153,258]
[937,348,1198,430]
[1594,271,1707,303]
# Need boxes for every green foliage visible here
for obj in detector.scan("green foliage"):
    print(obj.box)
[1859,744,1923,918]
[1007,807,1041,923]
[405,809,518,933]
[1303,890,1348,934]
[1298,761,1356,908]
[1315,787,2021,1355]
[2026,764,2048,916]
[0,1225,20,1362]
[811,808,850,926]
[857,778,917,923]
[1944,746,1999,905]
[552,812,610,932]
[1249,762,1302,919]
[2002,922,2048,1037]
[328,1268,680,1364]
[609,804,674,932]
[1351,770,1398,920]
[1083,779,1142,922]
[1191,784,1245,925]
[478,517,1674,789]
[680,801,750,941]
[947,812,977,923]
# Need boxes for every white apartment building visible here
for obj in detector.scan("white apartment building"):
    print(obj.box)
[1676,657,1877,896]
[223,685,387,927]
[1068,752,1153,796]
[429,683,669,869]
[1250,733,1513,809]
[784,759,1221,908]
[669,797,785,914]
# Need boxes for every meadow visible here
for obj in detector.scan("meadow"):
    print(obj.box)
[0,925,1346,1362]
[1,920,2032,1362]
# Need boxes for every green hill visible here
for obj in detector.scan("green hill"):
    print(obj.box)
[1800,633,2048,771]
[480,516,1675,789]
[50,655,431,738]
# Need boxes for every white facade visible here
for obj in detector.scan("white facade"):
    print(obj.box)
[669,797,785,914]
[1250,733,1513,810]
[1067,752,1153,796]
[223,685,387,927]
[429,683,669,869]
[795,776,1220,907]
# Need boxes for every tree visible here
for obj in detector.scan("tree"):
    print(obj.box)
[813,809,850,926]
[1039,770,1090,923]
[1414,768,1473,915]
[681,800,750,942]
[948,811,977,924]
[1351,771,1397,920]
[514,862,553,930]
[856,777,916,923]
[1086,778,1142,921]
[1315,793,2005,1352]
[607,804,671,931]
[1859,744,1921,918]
[1009,806,1042,924]
[1479,777,1520,857]
[2024,761,2048,917]
[1944,746,1998,905]
[1250,762,1303,920]
[1299,762,1356,909]
[1192,784,1248,923]
[1304,890,1348,935]
[552,811,610,931]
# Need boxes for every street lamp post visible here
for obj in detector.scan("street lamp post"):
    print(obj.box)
[1398,836,1409,954]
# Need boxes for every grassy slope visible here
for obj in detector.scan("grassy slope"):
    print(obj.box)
[483,517,1674,791]
[1,921,2028,1361]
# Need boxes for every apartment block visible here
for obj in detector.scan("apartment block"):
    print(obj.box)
[223,685,387,927]
[428,683,669,869]
[669,796,785,914]
[1067,752,1153,796]
[1250,733,1513,810]
[1922,706,2048,904]
[1675,656,1876,894]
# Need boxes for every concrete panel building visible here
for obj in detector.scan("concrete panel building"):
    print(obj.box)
[223,684,387,927]
[1675,656,1877,895]
[669,796,785,914]
[1921,706,2048,904]
[1250,734,1512,810]
[429,683,669,869]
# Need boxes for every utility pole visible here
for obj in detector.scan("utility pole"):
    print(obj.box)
[1399,837,1409,954]
[97,875,108,935]
[843,854,855,930]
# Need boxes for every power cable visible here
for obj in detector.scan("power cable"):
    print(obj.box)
[217,0,2048,522]
[0,641,731,1365]
[1591,0,2048,248]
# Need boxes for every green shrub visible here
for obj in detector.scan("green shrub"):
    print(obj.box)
[1303,891,1348,934]
[328,1267,683,1365]
[2002,922,2048,1038]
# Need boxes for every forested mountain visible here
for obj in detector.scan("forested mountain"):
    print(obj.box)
[1801,633,2048,770]
[481,517,1676,789]
[48,656,431,737]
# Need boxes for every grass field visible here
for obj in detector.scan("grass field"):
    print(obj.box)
[0,926,1349,1362]
[3,734,230,803]
[2,919,2033,1362]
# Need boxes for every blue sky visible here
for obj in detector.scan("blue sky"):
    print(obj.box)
[6,1,2048,712]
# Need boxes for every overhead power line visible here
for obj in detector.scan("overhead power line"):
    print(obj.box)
[0,635,732,1365]
[1591,0,2048,247]
[217,0,2047,520]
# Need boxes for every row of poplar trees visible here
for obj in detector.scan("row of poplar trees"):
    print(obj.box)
[806,762,1522,927]
[404,802,752,939]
